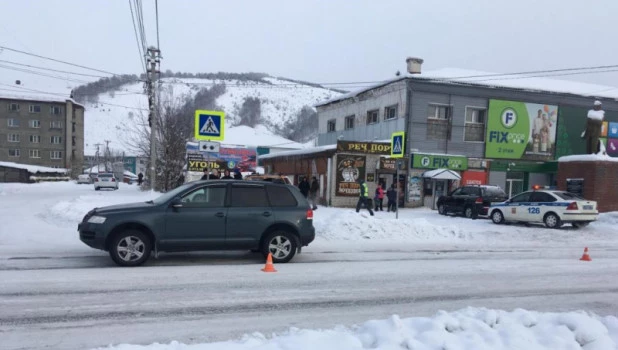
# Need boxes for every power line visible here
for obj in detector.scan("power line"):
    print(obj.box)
[128,0,147,73]
[0,45,118,76]
[0,63,91,84]
[0,59,109,78]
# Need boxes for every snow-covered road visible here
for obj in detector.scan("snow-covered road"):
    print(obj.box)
[0,182,617,350]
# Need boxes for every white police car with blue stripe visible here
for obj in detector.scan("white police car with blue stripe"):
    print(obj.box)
[489,188,598,229]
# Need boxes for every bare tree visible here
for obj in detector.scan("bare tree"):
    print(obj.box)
[126,86,193,191]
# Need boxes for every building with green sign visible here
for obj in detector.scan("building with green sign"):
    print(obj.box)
[315,62,618,206]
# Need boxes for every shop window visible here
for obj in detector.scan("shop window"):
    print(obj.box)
[384,105,398,120]
[327,119,336,133]
[344,115,355,130]
[366,110,379,125]
[464,107,486,142]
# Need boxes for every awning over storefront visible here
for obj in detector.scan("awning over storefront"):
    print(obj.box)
[422,168,461,180]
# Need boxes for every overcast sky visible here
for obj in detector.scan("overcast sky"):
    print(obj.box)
[1,0,618,94]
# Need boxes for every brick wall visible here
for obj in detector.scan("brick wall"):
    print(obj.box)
[557,161,618,212]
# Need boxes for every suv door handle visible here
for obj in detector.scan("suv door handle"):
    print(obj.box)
[215,212,226,218]
[262,212,272,217]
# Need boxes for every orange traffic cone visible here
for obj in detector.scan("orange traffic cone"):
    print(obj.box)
[261,253,277,272]
[580,247,592,261]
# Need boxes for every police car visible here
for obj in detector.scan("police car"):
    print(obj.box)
[489,188,598,229]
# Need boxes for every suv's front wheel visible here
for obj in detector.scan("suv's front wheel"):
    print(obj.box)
[262,231,297,263]
[109,230,152,267]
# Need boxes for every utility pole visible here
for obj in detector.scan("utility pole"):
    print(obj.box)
[94,143,102,174]
[145,46,161,190]
[104,140,111,172]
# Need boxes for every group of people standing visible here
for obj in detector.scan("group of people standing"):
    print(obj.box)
[356,179,398,216]
[298,176,319,210]
[201,168,243,180]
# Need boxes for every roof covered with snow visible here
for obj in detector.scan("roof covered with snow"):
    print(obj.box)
[0,91,83,107]
[259,144,337,160]
[0,161,68,174]
[317,68,618,107]
[215,125,305,149]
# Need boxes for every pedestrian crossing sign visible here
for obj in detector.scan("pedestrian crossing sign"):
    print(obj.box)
[195,110,225,141]
[391,131,405,158]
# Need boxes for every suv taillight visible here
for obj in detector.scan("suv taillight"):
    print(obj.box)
[111,178,115,182]
[306,208,313,220]
[94,178,99,182]
[475,197,483,204]
[566,202,578,210]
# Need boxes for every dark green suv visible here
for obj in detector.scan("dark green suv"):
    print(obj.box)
[78,180,315,266]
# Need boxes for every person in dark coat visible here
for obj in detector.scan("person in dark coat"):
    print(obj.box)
[355,179,374,216]
[386,184,397,212]
[233,169,243,180]
[309,176,319,210]
[220,169,233,179]
[298,177,310,198]
[137,172,144,186]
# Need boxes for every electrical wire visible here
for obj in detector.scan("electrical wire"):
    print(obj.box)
[0,59,109,78]
[0,64,91,84]
[129,0,146,73]
[0,45,119,76]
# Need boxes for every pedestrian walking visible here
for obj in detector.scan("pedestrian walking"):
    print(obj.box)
[298,177,310,198]
[137,172,144,186]
[233,169,243,180]
[374,182,385,211]
[355,179,374,216]
[386,184,397,212]
[309,176,319,210]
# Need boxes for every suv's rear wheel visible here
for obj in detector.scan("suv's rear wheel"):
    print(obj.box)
[262,231,297,263]
[109,230,152,267]
[464,206,474,219]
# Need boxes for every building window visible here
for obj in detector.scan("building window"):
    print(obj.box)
[8,134,20,142]
[7,118,20,127]
[50,151,63,160]
[327,119,336,133]
[51,136,63,144]
[464,107,486,142]
[29,105,41,113]
[72,136,76,146]
[29,120,41,128]
[344,115,355,130]
[366,110,379,125]
[50,121,63,128]
[29,135,41,143]
[72,122,76,133]
[428,104,452,120]
[384,105,398,120]
[8,103,20,111]
[50,106,62,115]
[29,149,40,158]
[8,149,20,157]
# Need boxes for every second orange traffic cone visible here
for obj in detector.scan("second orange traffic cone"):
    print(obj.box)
[580,247,592,261]
[261,253,277,272]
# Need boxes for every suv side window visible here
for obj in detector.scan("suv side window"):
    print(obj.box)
[451,188,464,196]
[529,192,556,203]
[465,187,480,196]
[510,192,532,203]
[181,186,226,208]
[267,185,298,207]
[231,185,269,207]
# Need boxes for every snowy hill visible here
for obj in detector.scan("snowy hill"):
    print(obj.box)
[82,76,339,154]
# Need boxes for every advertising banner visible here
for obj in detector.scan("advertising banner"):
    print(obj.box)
[186,153,227,172]
[186,143,257,172]
[337,141,391,155]
[485,100,558,160]
[411,153,468,170]
[555,107,618,158]
[335,155,366,197]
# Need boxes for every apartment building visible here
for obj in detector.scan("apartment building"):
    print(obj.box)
[0,94,85,175]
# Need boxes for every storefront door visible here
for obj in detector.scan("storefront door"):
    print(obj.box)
[505,171,525,198]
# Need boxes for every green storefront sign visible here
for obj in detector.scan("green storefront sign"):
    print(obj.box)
[485,100,558,161]
[411,153,468,170]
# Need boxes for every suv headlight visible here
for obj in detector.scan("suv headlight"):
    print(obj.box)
[88,216,107,224]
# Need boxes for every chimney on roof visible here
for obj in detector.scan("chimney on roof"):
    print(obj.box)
[406,57,423,75]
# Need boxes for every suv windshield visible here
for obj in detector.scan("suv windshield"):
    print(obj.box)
[483,187,506,197]
[151,183,195,205]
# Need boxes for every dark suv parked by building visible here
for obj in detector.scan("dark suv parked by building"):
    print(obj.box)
[437,185,508,219]
[78,180,315,266]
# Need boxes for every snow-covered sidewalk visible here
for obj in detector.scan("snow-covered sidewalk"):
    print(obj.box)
[95,308,618,350]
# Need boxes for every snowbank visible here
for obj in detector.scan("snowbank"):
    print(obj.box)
[0,161,68,174]
[93,308,618,350]
[559,153,618,162]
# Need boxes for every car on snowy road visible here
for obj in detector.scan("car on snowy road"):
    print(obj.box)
[437,185,508,218]
[488,189,598,229]
[94,173,119,191]
[78,180,315,266]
